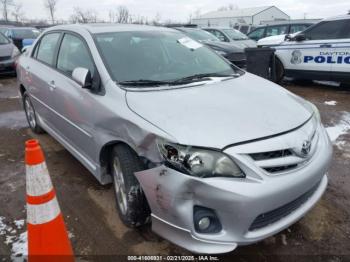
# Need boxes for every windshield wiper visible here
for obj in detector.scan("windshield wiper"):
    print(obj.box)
[118,73,240,87]
[118,79,172,86]
[171,73,239,84]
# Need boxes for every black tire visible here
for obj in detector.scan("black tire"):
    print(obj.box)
[292,79,314,86]
[340,82,350,89]
[110,144,151,227]
[23,92,44,134]
[274,58,285,83]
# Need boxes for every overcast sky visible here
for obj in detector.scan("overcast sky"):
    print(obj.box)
[15,0,350,22]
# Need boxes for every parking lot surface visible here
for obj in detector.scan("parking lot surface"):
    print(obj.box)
[0,77,349,261]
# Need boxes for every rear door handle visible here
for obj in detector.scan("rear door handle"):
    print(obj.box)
[320,44,332,48]
[48,80,56,90]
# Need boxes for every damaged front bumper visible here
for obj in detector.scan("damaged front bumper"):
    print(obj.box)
[135,126,332,254]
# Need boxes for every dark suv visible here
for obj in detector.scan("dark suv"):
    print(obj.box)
[248,23,314,41]
[174,27,247,68]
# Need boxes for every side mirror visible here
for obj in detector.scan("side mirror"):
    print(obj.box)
[285,34,292,41]
[294,33,306,42]
[21,46,29,53]
[72,67,92,89]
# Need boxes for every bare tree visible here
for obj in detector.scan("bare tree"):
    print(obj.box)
[218,4,238,11]
[44,0,58,24]
[0,0,14,21]
[108,10,115,23]
[12,2,24,22]
[188,13,192,24]
[70,7,98,23]
[116,6,130,23]
[152,12,161,25]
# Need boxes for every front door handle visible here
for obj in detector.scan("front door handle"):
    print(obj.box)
[320,44,332,48]
[48,80,56,90]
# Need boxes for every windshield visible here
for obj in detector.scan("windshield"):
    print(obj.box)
[12,29,39,39]
[180,28,220,42]
[94,31,240,85]
[222,29,249,40]
[0,33,10,44]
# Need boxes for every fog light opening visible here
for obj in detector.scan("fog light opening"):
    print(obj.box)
[193,206,222,234]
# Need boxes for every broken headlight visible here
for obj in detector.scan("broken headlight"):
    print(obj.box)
[157,140,245,178]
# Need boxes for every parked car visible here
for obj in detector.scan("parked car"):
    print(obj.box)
[264,14,350,83]
[17,24,332,254]
[3,27,40,50]
[204,27,257,48]
[0,32,20,75]
[233,24,256,34]
[257,32,299,47]
[248,23,315,41]
[174,27,247,68]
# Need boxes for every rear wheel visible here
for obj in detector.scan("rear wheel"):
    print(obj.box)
[110,144,150,227]
[23,92,44,134]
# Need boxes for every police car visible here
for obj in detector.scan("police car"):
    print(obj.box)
[259,14,350,84]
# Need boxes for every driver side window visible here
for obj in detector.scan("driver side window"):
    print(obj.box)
[212,30,229,42]
[57,33,95,77]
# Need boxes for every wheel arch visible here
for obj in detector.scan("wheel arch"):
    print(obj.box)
[99,140,140,181]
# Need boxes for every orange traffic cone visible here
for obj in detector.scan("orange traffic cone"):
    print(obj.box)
[25,139,74,262]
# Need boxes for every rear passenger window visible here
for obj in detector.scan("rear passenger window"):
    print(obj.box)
[339,20,350,39]
[304,20,348,40]
[36,33,60,65]
[248,28,265,40]
[290,24,309,34]
[57,34,95,77]
[266,25,288,37]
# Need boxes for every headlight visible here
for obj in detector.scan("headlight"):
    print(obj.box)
[214,50,228,56]
[310,103,321,122]
[11,46,20,58]
[157,140,245,178]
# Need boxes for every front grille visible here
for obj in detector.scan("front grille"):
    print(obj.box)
[263,164,298,173]
[250,149,293,161]
[0,56,11,61]
[249,181,320,231]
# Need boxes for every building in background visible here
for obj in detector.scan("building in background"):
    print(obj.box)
[192,6,290,33]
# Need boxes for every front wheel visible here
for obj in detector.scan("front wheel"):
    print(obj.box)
[274,58,285,83]
[110,144,151,227]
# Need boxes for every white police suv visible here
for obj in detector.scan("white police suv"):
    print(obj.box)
[262,14,350,84]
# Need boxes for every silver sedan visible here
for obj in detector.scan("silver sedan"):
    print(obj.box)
[17,24,332,254]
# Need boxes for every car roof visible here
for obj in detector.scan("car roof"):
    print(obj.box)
[47,23,176,34]
[323,14,350,21]
[11,27,37,30]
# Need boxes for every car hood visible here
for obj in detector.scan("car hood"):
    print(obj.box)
[257,32,299,47]
[126,73,313,149]
[232,39,257,48]
[0,43,13,57]
[202,40,243,53]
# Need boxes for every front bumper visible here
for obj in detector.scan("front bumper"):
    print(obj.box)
[0,58,16,74]
[135,125,332,254]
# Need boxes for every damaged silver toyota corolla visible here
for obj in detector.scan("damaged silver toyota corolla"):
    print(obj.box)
[17,24,333,254]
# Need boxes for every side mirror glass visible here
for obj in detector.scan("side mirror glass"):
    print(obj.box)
[72,67,92,89]
[294,33,306,42]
